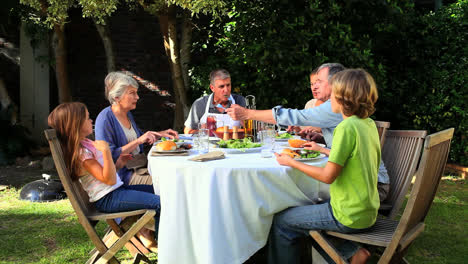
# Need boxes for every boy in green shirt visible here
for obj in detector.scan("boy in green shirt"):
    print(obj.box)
[269,69,380,264]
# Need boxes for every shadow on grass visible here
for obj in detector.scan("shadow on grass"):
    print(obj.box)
[0,210,100,264]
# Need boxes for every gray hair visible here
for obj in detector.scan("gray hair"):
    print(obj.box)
[317,63,346,80]
[104,72,139,104]
[209,69,231,85]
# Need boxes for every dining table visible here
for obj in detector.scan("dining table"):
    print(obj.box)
[147,141,330,264]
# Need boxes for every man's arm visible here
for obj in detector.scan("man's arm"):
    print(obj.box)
[226,105,276,124]
[274,101,342,128]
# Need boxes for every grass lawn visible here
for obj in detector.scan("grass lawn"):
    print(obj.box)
[0,178,466,263]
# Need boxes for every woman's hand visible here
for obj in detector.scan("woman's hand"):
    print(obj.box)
[274,152,295,167]
[116,153,133,170]
[157,129,179,139]
[93,140,110,153]
[137,131,158,145]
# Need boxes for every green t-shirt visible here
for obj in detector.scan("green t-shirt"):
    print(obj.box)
[328,116,381,229]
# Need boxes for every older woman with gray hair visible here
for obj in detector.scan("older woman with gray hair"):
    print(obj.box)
[95,71,178,186]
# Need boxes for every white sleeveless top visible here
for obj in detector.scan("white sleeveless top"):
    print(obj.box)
[78,139,123,202]
[116,118,140,156]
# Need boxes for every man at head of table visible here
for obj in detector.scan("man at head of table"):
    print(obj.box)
[226,62,390,201]
[183,69,246,134]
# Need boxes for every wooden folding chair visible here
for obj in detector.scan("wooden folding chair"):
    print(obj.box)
[309,128,454,264]
[379,130,427,219]
[374,121,391,149]
[44,129,155,264]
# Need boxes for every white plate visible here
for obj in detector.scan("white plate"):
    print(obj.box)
[154,140,188,147]
[275,135,301,142]
[214,146,264,154]
[276,143,326,149]
[178,134,193,140]
[294,153,326,162]
[152,148,188,153]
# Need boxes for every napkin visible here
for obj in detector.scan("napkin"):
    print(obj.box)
[189,151,225,162]
[151,151,189,157]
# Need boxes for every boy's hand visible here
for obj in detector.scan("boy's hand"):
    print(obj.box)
[93,140,110,153]
[116,153,133,169]
[303,142,322,152]
[275,152,294,166]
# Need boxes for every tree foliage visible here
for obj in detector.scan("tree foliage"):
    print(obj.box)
[190,0,467,165]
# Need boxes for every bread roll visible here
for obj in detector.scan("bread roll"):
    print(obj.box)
[155,141,177,151]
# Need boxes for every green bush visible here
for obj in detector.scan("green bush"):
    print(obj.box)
[190,0,467,165]
[403,1,468,165]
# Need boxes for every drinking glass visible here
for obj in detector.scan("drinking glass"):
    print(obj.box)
[198,128,210,154]
[244,119,253,139]
[260,128,276,158]
[192,133,200,150]
[206,115,217,137]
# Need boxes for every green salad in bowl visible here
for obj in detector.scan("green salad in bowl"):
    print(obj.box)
[276,132,293,139]
[217,138,262,149]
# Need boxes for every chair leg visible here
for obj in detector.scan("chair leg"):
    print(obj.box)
[86,251,120,264]
[107,219,151,256]
[133,252,152,264]
[309,231,349,264]
[95,211,155,264]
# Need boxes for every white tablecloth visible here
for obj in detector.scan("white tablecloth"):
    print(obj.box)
[148,147,330,264]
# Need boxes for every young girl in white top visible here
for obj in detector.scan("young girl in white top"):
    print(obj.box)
[48,102,160,251]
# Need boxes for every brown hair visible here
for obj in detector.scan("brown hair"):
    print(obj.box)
[48,102,87,180]
[331,69,378,118]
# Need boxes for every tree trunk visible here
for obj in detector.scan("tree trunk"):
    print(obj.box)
[94,20,116,72]
[180,10,192,92]
[38,0,71,103]
[52,25,72,103]
[158,5,189,131]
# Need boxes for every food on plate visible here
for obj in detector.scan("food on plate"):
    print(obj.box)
[161,137,182,142]
[282,148,300,158]
[179,143,192,150]
[282,148,321,159]
[276,132,293,139]
[155,141,177,151]
[288,139,307,148]
[217,138,262,149]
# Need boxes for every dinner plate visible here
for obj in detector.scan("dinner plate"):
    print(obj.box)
[154,140,188,147]
[288,144,326,149]
[276,143,326,149]
[214,146,264,154]
[294,153,326,162]
[152,148,188,154]
[275,135,301,142]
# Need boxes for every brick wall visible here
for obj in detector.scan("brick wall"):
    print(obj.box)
[66,7,175,132]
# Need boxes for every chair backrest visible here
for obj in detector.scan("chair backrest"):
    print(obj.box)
[381,130,427,219]
[381,128,454,261]
[44,129,109,253]
[374,121,391,149]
